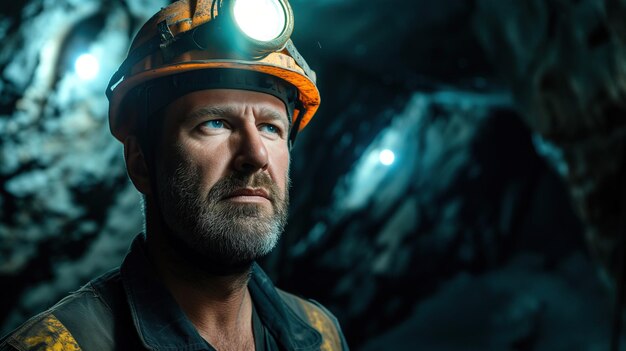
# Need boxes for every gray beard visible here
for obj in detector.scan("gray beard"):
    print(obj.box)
[157,160,289,268]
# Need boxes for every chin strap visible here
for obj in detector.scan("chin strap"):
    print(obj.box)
[288,103,306,150]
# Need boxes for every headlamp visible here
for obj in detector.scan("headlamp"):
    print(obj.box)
[157,0,294,61]
[197,0,294,59]
[106,0,303,101]
[233,0,287,42]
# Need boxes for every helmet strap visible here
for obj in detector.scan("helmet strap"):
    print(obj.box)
[288,102,306,150]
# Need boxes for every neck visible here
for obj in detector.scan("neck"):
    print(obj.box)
[144,200,255,349]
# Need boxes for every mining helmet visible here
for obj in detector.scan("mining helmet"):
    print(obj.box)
[106,0,319,145]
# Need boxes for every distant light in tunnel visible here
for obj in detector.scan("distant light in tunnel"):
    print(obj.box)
[379,149,395,166]
[75,53,100,80]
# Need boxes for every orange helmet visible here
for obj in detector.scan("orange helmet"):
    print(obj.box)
[106,0,319,144]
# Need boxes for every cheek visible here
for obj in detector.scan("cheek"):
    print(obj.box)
[270,144,290,189]
[186,143,232,191]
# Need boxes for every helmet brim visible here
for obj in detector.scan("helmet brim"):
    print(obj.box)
[108,53,320,142]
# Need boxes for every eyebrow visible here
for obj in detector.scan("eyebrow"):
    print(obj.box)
[257,107,290,127]
[187,106,237,121]
[187,105,290,127]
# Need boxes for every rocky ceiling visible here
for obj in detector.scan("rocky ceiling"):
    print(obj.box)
[1,0,625,349]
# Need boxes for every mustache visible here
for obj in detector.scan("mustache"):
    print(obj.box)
[207,172,281,203]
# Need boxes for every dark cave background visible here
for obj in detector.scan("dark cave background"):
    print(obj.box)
[1,0,625,350]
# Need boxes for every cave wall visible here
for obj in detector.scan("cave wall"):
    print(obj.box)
[0,0,624,349]
[0,0,160,331]
[474,0,626,288]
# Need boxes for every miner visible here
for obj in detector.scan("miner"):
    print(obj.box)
[0,0,348,350]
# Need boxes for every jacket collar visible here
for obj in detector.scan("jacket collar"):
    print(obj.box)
[120,233,208,350]
[248,264,322,350]
[120,233,321,351]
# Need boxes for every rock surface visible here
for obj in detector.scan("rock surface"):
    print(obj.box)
[474,0,626,296]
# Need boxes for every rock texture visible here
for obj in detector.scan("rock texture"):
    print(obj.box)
[474,0,626,294]
[0,0,162,333]
[269,69,608,347]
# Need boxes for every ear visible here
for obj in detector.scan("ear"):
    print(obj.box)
[124,136,152,195]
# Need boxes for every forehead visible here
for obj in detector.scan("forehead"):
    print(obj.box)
[162,89,289,123]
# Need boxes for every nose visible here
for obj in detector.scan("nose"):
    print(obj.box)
[233,125,269,174]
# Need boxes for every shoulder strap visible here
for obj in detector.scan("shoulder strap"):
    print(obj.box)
[0,269,135,351]
[276,290,347,351]
[2,313,82,351]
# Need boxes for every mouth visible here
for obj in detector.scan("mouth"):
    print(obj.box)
[223,188,271,202]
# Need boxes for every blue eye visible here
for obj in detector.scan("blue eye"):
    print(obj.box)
[203,120,224,129]
[260,124,279,134]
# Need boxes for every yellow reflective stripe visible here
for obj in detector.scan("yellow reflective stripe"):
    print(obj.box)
[12,315,81,351]
[299,301,342,351]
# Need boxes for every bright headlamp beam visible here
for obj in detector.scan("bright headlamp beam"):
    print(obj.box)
[233,0,286,42]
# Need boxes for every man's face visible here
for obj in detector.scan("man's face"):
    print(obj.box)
[154,89,291,267]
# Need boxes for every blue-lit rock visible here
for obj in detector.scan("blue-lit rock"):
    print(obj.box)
[0,0,165,335]
[269,70,590,347]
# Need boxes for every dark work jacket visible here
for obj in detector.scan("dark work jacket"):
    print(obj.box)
[0,234,348,351]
